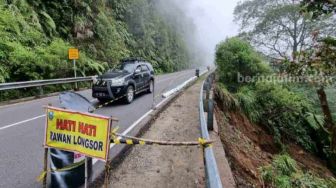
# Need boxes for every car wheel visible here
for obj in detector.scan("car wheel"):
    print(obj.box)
[125,85,135,104]
[147,80,154,93]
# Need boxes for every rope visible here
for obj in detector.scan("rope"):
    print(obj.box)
[37,160,85,182]
[112,131,213,147]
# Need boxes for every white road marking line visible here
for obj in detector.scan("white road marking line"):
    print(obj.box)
[0,115,46,131]
[92,95,172,164]
[0,72,192,132]
[93,71,194,164]
[0,70,195,165]
[162,77,197,98]
[92,70,201,164]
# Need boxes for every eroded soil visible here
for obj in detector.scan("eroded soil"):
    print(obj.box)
[215,106,334,187]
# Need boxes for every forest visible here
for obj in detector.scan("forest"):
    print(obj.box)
[215,0,336,187]
[0,0,197,83]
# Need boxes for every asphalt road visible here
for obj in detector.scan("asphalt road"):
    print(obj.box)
[0,69,196,188]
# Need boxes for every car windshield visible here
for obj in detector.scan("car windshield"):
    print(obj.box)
[111,63,135,73]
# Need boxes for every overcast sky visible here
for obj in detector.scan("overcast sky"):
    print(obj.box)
[176,0,240,64]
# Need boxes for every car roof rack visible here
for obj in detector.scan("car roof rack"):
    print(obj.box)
[121,57,146,63]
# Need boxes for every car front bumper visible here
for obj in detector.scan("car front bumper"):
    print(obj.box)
[92,85,128,99]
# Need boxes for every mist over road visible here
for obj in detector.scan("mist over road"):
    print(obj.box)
[158,0,239,65]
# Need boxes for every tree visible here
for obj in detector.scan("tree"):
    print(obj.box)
[215,37,270,91]
[299,0,336,152]
[286,33,336,169]
[234,0,335,60]
[289,35,336,127]
[301,0,336,18]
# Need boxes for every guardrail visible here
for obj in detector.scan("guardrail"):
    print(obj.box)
[199,72,223,188]
[0,77,94,91]
[0,68,208,92]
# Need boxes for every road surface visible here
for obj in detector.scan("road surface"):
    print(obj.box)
[0,69,196,188]
[108,79,205,188]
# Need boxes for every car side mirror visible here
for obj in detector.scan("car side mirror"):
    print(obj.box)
[134,69,141,74]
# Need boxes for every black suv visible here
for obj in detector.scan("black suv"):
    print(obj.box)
[92,59,155,104]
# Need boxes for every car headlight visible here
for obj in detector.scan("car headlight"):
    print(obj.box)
[110,78,125,86]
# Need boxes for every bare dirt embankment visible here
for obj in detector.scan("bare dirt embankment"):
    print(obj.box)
[215,92,335,187]
[107,81,205,188]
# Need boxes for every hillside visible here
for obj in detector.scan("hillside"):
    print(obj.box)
[214,37,336,187]
[0,0,195,83]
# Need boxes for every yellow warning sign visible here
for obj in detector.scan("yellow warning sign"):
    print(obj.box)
[44,107,111,161]
[68,48,79,60]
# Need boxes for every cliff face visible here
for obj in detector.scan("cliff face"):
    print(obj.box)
[0,0,194,82]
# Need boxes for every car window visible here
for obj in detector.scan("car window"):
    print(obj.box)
[111,63,135,73]
[145,63,154,73]
[141,65,149,72]
[135,66,141,72]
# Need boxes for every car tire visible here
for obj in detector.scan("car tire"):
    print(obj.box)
[125,85,135,104]
[147,80,154,93]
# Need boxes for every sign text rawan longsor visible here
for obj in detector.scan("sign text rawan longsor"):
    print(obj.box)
[44,107,111,161]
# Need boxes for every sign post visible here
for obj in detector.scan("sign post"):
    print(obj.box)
[68,48,79,90]
[152,80,155,109]
[39,93,111,188]
[85,157,88,188]
[44,106,111,186]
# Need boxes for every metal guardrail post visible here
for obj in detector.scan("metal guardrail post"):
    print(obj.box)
[207,99,214,131]
[206,85,210,100]
[206,73,214,130]
[38,86,44,97]
[199,72,223,188]
[196,68,200,77]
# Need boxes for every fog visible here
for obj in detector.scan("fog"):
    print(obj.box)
[158,0,240,66]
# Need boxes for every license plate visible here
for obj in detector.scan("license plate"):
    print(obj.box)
[96,93,105,97]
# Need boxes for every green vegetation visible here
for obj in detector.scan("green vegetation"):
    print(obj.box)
[215,1,336,187]
[260,154,336,188]
[0,1,106,82]
[237,82,318,152]
[216,37,319,153]
[0,0,195,84]
[218,0,336,176]
[301,0,336,18]
[215,37,270,91]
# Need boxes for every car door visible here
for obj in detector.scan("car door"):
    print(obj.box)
[134,65,144,91]
[141,64,150,88]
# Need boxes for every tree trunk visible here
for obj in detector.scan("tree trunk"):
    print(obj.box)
[292,42,298,61]
[292,18,298,61]
[317,86,336,150]
[317,87,334,129]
